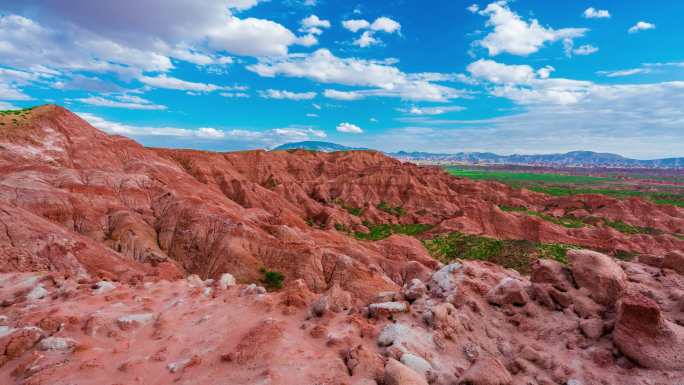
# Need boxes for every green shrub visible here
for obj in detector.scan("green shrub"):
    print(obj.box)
[334,223,350,232]
[614,250,637,261]
[260,268,284,290]
[499,205,587,228]
[604,220,662,235]
[377,201,406,217]
[423,232,582,274]
[353,223,433,241]
[334,199,364,216]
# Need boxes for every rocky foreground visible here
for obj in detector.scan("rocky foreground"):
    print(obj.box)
[0,105,683,384]
[1,249,683,384]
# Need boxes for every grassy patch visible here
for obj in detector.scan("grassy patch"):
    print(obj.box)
[377,201,406,217]
[446,166,684,209]
[260,268,284,291]
[530,187,684,208]
[614,250,637,261]
[352,222,433,241]
[604,219,663,236]
[447,168,612,185]
[499,205,586,229]
[422,232,579,274]
[334,199,363,216]
[675,234,684,241]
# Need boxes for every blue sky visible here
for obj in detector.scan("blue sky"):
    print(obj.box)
[0,0,683,158]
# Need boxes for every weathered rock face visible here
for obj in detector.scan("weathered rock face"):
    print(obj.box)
[1,106,682,299]
[567,249,627,306]
[613,291,684,370]
[0,106,683,385]
[458,355,513,385]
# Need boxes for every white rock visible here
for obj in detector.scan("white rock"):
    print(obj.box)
[116,313,154,328]
[27,284,48,301]
[240,283,266,296]
[378,323,412,347]
[93,281,116,294]
[400,353,433,379]
[311,296,329,317]
[167,358,191,373]
[402,279,427,301]
[186,274,204,287]
[430,263,463,295]
[38,337,76,351]
[369,301,408,317]
[218,273,236,290]
[0,325,15,338]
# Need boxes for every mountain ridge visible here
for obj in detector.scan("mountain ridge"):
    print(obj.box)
[274,141,684,168]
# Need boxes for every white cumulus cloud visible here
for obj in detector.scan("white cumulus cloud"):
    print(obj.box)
[324,89,364,100]
[258,89,317,100]
[336,122,363,134]
[628,21,656,34]
[583,7,611,19]
[475,1,587,56]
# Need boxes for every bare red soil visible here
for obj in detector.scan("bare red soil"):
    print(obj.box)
[0,105,682,384]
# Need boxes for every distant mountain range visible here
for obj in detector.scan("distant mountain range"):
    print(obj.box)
[272,141,684,169]
[272,141,370,152]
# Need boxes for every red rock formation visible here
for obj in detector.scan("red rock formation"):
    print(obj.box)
[0,105,683,384]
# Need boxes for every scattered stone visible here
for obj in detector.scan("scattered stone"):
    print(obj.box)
[613,291,684,370]
[116,313,155,330]
[240,284,267,296]
[326,284,353,313]
[402,279,426,302]
[38,337,76,351]
[487,277,529,306]
[26,284,48,301]
[218,273,236,289]
[430,263,463,296]
[579,318,604,340]
[568,249,627,306]
[530,259,572,291]
[384,358,429,385]
[400,353,432,380]
[369,301,409,318]
[186,274,204,287]
[167,355,201,373]
[310,296,329,317]
[457,355,513,385]
[377,323,412,347]
[93,281,116,294]
[4,327,44,359]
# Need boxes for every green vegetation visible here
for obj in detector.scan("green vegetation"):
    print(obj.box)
[422,231,580,274]
[674,234,684,241]
[604,219,663,236]
[447,168,612,185]
[499,205,587,228]
[260,268,284,291]
[334,199,363,216]
[614,250,637,261]
[446,166,684,208]
[0,107,34,116]
[377,201,406,216]
[529,186,684,208]
[352,222,433,241]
